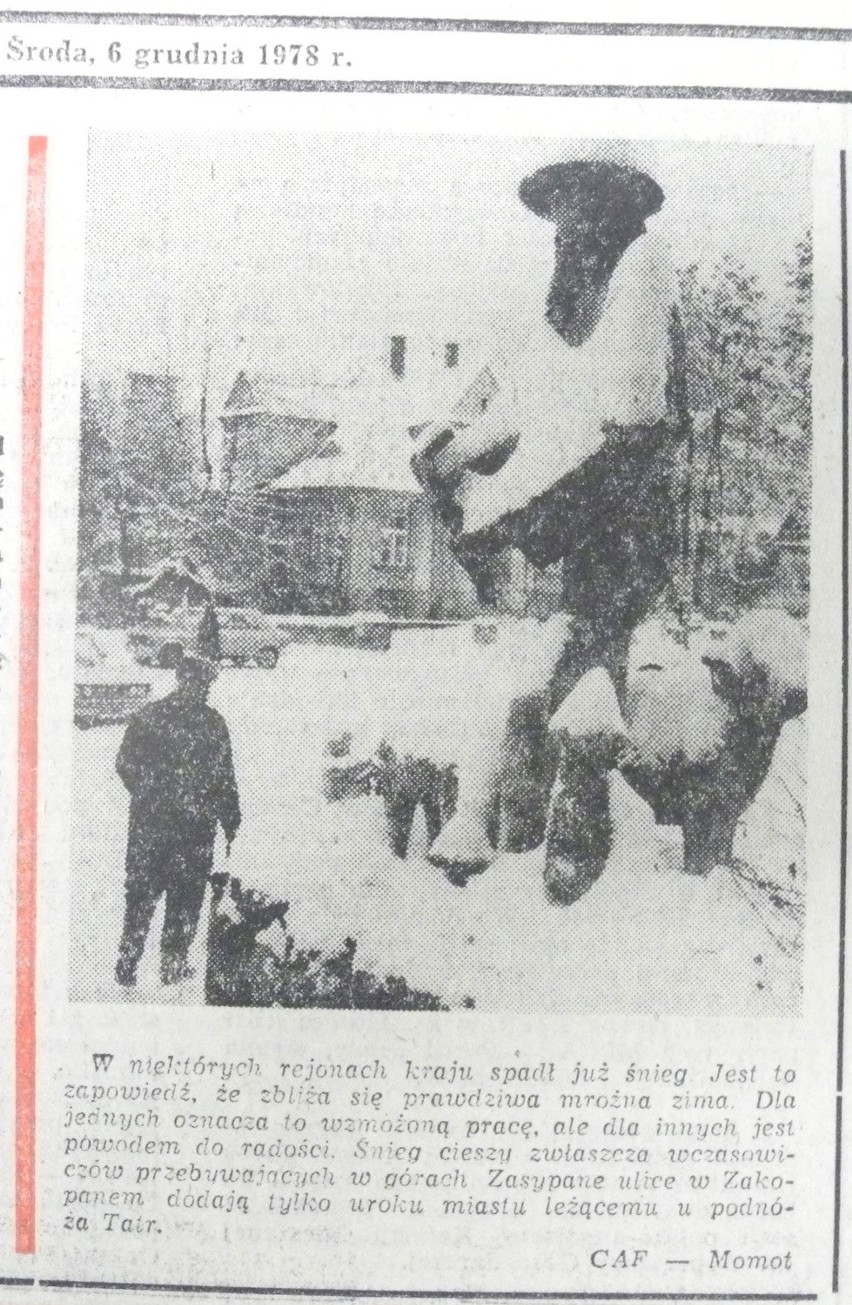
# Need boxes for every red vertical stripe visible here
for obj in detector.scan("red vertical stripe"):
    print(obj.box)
[16,135,46,1257]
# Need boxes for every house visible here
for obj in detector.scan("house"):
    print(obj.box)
[775,504,809,616]
[260,396,479,619]
[217,341,500,618]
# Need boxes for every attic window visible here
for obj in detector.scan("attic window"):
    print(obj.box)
[444,342,459,369]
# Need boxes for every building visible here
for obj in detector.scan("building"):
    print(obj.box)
[218,342,496,617]
[260,392,480,619]
[219,336,490,493]
[121,372,191,499]
[219,372,339,494]
[775,505,809,616]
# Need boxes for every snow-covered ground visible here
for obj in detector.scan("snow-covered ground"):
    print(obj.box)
[69,631,802,1015]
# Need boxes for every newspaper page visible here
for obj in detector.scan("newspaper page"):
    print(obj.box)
[0,2,848,1302]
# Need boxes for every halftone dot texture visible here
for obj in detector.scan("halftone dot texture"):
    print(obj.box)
[71,134,811,1014]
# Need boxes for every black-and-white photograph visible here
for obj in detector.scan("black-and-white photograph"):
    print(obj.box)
[71,132,811,1015]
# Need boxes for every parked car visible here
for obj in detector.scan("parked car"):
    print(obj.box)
[128,605,287,670]
[74,628,156,727]
[218,607,288,669]
[127,605,209,668]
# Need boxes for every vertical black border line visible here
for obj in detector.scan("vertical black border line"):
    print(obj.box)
[835,147,849,1296]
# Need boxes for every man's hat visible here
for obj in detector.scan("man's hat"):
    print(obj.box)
[519,160,664,225]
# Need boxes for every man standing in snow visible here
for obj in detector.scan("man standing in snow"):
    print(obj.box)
[114,646,241,987]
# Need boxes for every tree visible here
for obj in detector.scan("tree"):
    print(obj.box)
[675,235,812,616]
[764,233,812,505]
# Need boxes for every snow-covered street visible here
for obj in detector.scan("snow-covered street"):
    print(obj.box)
[69,632,802,1015]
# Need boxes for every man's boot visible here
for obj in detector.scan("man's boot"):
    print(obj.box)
[115,957,137,987]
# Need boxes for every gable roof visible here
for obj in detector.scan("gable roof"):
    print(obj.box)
[260,360,503,496]
[222,370,358,419]
[265,397,421,494]
[127,559,215,605]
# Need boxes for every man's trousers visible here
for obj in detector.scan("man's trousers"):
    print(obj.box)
[116,819,215,985]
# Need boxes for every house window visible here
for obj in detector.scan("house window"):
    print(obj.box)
[445,342,459,369]
[310,520,347,578]
[378,510,410,570]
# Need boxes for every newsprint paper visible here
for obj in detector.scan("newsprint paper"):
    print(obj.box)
[0,2,850,1302]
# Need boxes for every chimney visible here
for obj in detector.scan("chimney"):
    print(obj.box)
[390,335,406,380]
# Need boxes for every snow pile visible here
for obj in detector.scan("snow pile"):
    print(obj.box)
[731,714,806,959]
[69,632,803,1015]
[324,615,571,771]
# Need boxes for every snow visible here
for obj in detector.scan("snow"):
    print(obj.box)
[731,716,807,961]
[409,237,673,537]
[75,627,160,684]
[69,633,802,1015]
[736,715,807,880]
[549,667,626,739]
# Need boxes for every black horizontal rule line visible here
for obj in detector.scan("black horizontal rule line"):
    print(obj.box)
[1,11,852,39]
[1,76,852,101]
[35,1287,820,1301]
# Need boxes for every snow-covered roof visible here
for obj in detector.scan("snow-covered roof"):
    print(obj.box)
[266,414,421,495]
[222,371,350,421]
[128,559,215,603]
[262,361,502,495]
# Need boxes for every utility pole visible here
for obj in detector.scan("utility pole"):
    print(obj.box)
[667,303,694,637]
[199,160,216,487]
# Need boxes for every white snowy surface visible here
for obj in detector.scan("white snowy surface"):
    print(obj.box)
[735,715,807,883]
[730,716,807,961]
[75,627,171,687]
[69,634,802,1014]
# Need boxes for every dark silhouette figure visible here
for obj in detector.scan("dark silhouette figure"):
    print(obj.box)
[114,652,240,987]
